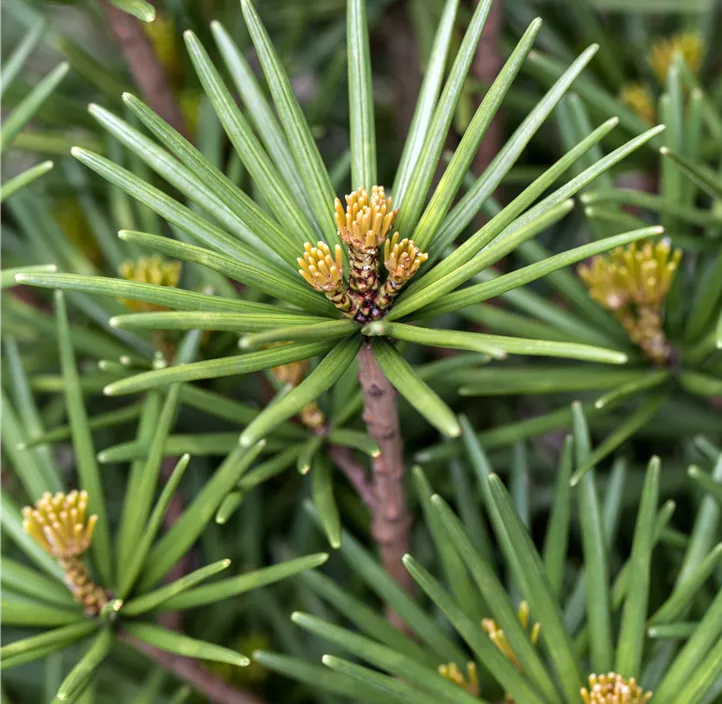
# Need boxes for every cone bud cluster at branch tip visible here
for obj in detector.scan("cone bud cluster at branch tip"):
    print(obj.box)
[619,83,656,124]
[378,233,429,310]
[118,255,182,313]
[437,662,479,696]
[298,242,353,315]
[579,239,681,365]
[482,600,540,672]
[300,187,427,322]
[648,32,703,84]
[23,490,96,558]
[23,491,109,614]
[335,185,397,252]
[581,672,652,704]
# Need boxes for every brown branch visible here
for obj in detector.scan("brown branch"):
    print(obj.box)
[356,342,414,628]
[122,633,267,704]
[100,0,190,139]
[328,444,377,511]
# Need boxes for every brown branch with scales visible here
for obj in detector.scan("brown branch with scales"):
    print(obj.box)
[100,0,190,140]
[357,342,415,623]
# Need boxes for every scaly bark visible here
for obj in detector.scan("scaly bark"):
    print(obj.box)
[100,0,189,139]
[357,343,414,627]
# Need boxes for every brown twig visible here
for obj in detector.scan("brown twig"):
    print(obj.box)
[100,0,189,139]
[122,633,267,704]
[356,343,414,627]
[328,444,377,511]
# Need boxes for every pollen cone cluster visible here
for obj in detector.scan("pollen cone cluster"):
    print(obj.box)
[579,239,681,365]
[619,83,656,124]
[581,672,653,704]
[378,234,429,310]
[119,255,182,358]
[437,662,479,696]
[298,242,353,315]
[23,491,108,614]
[118,255,182,313]
[482,601,540,703]
[268,348,325,431]
[300,187,427,321]
[648,31,703,84]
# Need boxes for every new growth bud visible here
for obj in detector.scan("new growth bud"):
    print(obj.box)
[118,255,182,313]
[378,234,429,310]
[298,241,345,292]
[118,255,183,359]
[581,672,653,704]
[23,490,97,559]
[481,601,540,702]
[335,185,397,252]
[23,491,108,615]
[268,348,326,431]
[620,83,656,124]
[648,32,703,84]
[579,239,681,365]
[299,186,427,322]
[298,241,354,315]
[437,662,479,696]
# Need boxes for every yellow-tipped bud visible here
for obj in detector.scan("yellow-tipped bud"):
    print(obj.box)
[270,352,310,388]
[23,490,97,559]
[579,239,681,365]
[298,241,345,293]
[118,255,182,313]
[620,83,656,124]
[297,241,355,316]
[649,31,703,84]
[335,186,398,250]
[481,601,540,674]
[437,662,479,696]
[383,233,429,283]
[581,672,653,704]
[375,234,428,312]
[482,618,520,669]
[267,345,326,430]
[578,239,681,312]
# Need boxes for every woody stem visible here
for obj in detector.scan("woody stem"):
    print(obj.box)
[100,0,190,140]
[356,342,414,629]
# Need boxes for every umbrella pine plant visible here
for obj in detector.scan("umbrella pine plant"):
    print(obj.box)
[2,0,722,701]
[16,0,666,601]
